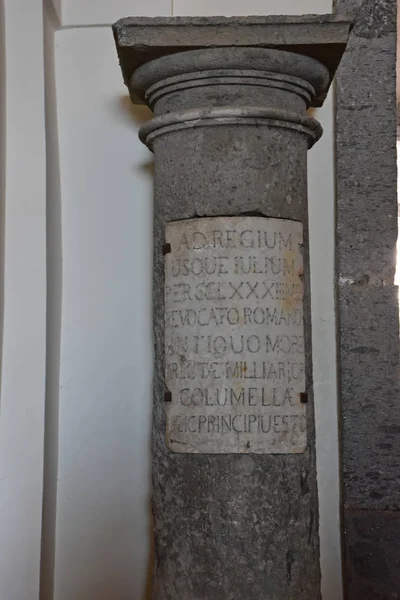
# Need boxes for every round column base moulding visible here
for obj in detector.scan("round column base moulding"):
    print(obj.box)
[139,106,323,150]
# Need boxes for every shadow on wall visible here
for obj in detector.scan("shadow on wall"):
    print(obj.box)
[118,96,154,178]
[118,94,154,600]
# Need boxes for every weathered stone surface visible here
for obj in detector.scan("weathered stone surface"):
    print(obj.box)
[339,285,400,509]
[151,120,318,600]
[148,50,320,599]
[113,20,349,599]
[336,0,399,501]
[334,0,363,16]
[336,1,399,598]
[344,510,400,600]
[164,216,306,454]
[113,15,352,105]
[337,0,395,37]
[336,32,397,283]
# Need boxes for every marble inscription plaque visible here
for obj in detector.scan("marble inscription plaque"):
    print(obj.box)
[164,217,306,454]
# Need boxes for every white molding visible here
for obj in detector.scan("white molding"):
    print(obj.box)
[50,0,333,29]
[56,0,172,27]
[309,88,343,600]
[173,0,333,16]
[0,1,47,600]
[39,7,63,600]
[47,0,63,25]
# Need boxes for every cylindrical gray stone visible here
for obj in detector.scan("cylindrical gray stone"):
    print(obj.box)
[127,46,329,600]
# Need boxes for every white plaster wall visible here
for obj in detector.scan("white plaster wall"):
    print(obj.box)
[0,1,340,600]
[54,0,170,26]
[309,89,342,600]
[52,25,155,600]
[174,0,332,16]
[49,3,341,600]
[0,2,47,600]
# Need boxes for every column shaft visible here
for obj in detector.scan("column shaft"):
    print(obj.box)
[152,119,317,600]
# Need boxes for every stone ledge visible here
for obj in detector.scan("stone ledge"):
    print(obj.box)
[113,15,352,106]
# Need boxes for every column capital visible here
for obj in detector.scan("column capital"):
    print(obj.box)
[113,15,351,150]
[113,14,352,106]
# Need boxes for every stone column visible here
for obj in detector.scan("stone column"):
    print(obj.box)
[113,16,350,600]
[335,2,400,598]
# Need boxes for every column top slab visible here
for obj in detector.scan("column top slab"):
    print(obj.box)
[113,14,352,106]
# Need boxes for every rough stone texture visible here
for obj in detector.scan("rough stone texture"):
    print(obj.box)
[152,117,319,600]
[336,1,399,598]
[113,23,349,600]
[113,15,351,105]
[336,2,397,283]
[339,286,400,509]
[344,510,400,600]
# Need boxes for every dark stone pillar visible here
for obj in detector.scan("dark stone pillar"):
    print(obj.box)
[113,16,350,600]
[335,2,400,599]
